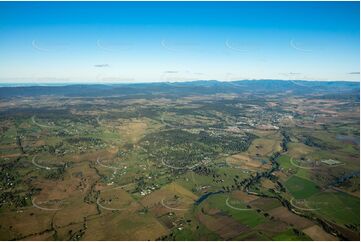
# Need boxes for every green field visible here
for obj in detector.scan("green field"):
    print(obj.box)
[272,229,311,241]
[308,191,360,226]
[284,175,320,199]
[201,193,266,228]
[277,155,294,169]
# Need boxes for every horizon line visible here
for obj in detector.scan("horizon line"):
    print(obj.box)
[0,79,360,87]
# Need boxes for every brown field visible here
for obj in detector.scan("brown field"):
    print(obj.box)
[260,178,276,189]
[197,211,250,240]
[287,142,315,157]
[272,170,289,181]
[226,154,268,170]
[247,138,282,157]
[31,179,81,202]
[139,182,197,217]
[302,225,338,241]
[226,137,281,171]
[230,191,259,203]
[97,186,140,212]
[0,208,54,240]
[82,210,168,240]
[254,220,289,237]
[116,119,148,144]
[52,194,99,227]
[0,153,23,158]
[55,222,84,240]
[249,197,282,212]
[268,207,314,230]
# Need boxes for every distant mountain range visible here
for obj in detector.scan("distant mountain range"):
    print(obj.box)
[0,80,359,99]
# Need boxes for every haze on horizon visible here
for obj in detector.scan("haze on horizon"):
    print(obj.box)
[0,1,360,84]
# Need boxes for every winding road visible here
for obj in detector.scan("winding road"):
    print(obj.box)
[290,198,320,211]
[96,185,133,211]
[160,198,191,211]
[31,116,54,129]
[32,156,57,170]
[32,198,63,211]
[225,197,253,211]
[96,157,123,170]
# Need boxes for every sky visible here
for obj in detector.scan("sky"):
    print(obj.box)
[0,1,359,83]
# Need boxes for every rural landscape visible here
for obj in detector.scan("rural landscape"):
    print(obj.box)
[0,80,359,240]
[0,1,360,241]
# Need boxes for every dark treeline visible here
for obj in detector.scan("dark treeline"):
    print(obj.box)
[281,130,290,152]
[301,135,326,149]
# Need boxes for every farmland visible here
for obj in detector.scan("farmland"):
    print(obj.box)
[0,80,359,240]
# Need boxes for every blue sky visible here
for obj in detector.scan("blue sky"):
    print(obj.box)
[0,1,359,83]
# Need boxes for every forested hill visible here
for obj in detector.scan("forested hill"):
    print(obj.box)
[0,80,359,99]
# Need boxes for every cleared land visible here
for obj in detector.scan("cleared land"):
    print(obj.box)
[0,81,359,240]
